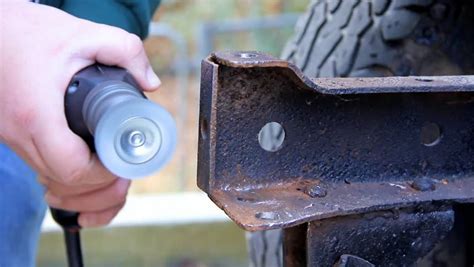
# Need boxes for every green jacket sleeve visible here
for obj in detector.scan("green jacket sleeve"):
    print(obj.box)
[59,0,161,39]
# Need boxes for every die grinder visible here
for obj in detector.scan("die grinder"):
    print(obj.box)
[51,65,176,267]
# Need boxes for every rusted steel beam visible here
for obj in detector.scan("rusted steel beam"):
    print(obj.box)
[197,51,474,231]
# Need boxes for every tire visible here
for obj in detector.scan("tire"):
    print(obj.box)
[247,229,283,267]
[248,0,474,266]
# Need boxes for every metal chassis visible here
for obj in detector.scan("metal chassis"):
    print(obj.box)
[197,51,474,266]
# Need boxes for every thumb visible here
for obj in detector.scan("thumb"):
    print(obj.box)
[75,21,160,91]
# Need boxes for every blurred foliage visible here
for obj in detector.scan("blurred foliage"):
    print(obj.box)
[145,0,310,73]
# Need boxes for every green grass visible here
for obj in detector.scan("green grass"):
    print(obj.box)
[37,222,248,267]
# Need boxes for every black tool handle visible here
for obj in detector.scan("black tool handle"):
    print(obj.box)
[50,65,136,267]
[64,64,143,148]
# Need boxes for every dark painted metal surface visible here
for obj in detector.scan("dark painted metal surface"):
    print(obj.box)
[417,204,474,267]
[197,51,474,231]
[334,255,375,267]
[283,224,307,267]
[306,207,454,266]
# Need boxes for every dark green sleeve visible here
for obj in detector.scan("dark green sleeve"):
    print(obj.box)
[59,0,161,39]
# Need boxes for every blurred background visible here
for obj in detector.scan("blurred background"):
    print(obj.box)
[38,0,309,266]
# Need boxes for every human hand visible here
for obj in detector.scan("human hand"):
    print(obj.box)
[0,2,161,227]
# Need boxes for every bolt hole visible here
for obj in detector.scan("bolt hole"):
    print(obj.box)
[200,118,209,141]
[238,52,257,59]
[258,122,285,152]
[237,197,256,203]
[255,212,278,220]
[296,188,302,191]
[415,77,433,82]
[421,122,442,147]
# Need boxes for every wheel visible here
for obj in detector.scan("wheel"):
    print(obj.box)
[247,0,474,266]
[247,229,283,267]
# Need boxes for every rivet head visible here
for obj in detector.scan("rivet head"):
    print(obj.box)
[411,177,436,191]
[304,185,327,198]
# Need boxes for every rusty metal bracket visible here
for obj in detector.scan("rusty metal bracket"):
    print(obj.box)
[197,51,474,231]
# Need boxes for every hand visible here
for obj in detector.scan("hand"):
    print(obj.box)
[0,2,161,227]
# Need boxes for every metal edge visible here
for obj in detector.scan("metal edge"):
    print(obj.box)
[197,57,219,193]
[208,178,474,231]
[210,51,474,94]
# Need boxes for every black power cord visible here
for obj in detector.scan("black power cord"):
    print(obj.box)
[50,208,83,267]
[64,230,83,267]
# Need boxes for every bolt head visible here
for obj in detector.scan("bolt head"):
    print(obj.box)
[304,185,327,198]
[411,177,436,192]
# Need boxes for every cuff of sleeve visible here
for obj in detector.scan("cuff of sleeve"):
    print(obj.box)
[60,0,146,39]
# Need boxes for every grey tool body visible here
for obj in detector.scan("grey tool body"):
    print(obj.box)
[65,64,176,178]
[56,64,176,267]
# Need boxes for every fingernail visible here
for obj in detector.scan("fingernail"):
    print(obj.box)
[146,67,161,88]
[45,192,61,206]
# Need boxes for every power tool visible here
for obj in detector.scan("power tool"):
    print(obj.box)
[51,64,176,267]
